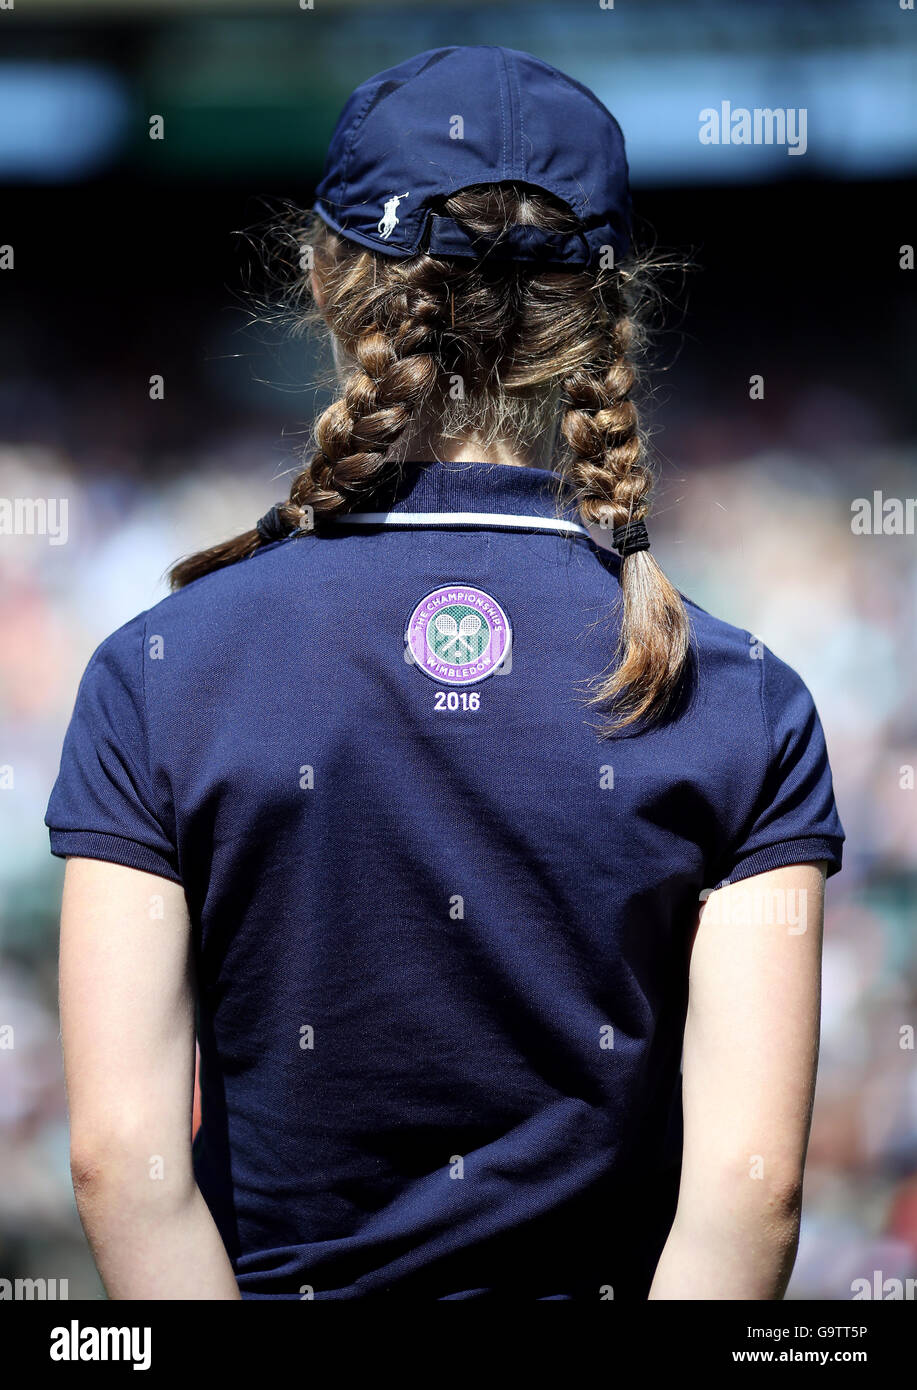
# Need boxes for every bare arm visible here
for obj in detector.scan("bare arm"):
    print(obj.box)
[59,856,241,1299]
[649,860,827,1300]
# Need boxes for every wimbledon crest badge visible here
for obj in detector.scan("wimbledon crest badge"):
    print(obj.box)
[405,584,512,686]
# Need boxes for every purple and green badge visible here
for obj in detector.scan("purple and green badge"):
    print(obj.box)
[405,584,512,686]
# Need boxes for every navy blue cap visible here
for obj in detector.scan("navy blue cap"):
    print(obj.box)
[312,45,632,269]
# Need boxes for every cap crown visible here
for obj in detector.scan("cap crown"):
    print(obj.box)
[313,45,632,267]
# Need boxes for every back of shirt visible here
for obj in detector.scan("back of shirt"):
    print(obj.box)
[46,460,844,1300]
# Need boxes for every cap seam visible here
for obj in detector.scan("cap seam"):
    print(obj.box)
[495,48,509,181]
[335,85,381,219]
[496,47,516,181]
[512,57,526,183]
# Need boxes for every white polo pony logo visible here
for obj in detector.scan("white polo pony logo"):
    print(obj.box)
[378,192,409,240]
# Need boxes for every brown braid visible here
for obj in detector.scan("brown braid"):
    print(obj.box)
[560,304,690,727]
[168,185,690,732]
[168,254,449,585]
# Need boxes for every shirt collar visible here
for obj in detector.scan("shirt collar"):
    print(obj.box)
[331,458,593,539]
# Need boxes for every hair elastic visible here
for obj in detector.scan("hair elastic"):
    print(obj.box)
[255,503,293,544]
[611,519,650,557]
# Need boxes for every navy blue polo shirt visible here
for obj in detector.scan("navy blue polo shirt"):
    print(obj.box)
[45,459,844,1300]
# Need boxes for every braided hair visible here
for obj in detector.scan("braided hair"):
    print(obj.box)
[168,185,690,731]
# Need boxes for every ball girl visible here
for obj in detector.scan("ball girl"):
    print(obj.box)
[48,45,843,1300]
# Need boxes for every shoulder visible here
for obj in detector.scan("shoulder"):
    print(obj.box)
[681,592,759,663]
[680,590,764,709]
[154,535,299,608]
[676,591,822,765]
[76,607,151,691]
[135,536,304,644]
[71,540,303,697]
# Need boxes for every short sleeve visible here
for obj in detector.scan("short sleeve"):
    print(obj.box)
[45,612,181,884]
[713,646,845,888]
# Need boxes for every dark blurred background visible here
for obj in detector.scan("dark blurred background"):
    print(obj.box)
[1,0,915,1300]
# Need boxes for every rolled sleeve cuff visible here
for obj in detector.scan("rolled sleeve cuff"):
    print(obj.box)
[48,829,182,885]
[712,835,843,891]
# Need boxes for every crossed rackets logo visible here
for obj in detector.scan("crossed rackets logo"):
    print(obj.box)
[428,605,489,662]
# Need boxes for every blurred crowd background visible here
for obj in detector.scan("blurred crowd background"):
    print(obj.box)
[1,0,915,1300]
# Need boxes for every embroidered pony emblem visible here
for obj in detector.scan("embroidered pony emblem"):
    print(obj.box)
[378,192,409,240]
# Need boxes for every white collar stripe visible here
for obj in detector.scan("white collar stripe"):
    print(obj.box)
[331,510,592,537]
